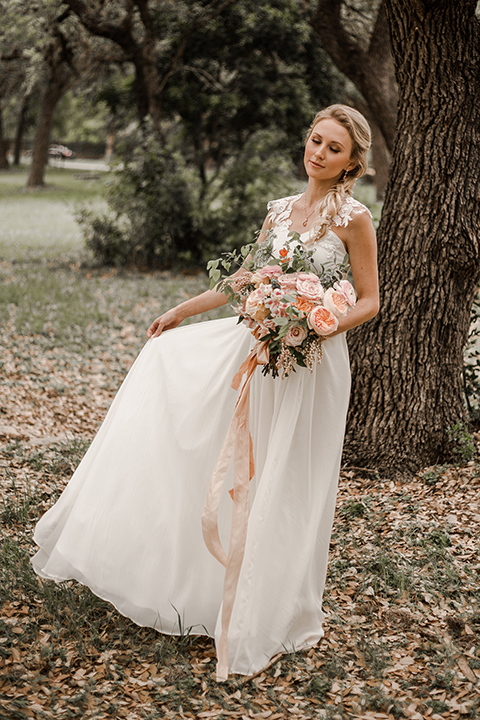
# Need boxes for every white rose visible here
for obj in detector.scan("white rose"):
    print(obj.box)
[284,324,308,347]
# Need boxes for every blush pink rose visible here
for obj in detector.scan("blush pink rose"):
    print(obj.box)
[334,279,356,308]
[295,272,317,281]
[296,274,324,302]
[307,306,339,336]
[284,324,308,347]
[258,265,282,279]
[323,288,349,317]
[277,274,297,292]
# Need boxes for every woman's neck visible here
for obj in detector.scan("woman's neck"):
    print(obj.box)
[304,179,337,207]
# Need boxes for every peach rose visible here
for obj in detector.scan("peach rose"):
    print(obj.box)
[296,274,324,302]
[295,297,316,316]
[284,324,308,347]
[307,306,339,336]
[334,279,356,308]
[323,288,349,317]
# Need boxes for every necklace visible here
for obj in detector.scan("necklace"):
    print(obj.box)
[302,194,316,227]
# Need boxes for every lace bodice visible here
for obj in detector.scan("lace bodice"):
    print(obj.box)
[267,192,371,272]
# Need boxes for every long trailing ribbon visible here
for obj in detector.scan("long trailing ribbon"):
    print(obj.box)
[201,339,269,681]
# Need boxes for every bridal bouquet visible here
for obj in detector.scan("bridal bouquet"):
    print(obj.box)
[207,230,356,378]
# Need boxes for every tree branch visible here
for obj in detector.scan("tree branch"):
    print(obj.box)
[309,0,368,80]
[157,0,236,93]
[309,0,398,151]
[62,0,137,58]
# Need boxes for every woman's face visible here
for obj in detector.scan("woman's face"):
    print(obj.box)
[304,118,354,185]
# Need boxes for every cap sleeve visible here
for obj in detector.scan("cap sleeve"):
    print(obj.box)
[332,196,372,228]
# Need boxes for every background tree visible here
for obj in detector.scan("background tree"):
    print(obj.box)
[26,3,127,187]
[0,0,36,168]
[77,0,345,268]
[309,0,397,151]
[344,0,480,473]
[309,0,394,198]
[26,7,76,187]
[62,0,237,131]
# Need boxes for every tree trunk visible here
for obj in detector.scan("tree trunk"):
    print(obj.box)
[310,0,398,152]
[370,120,390,201]
[0,111,9,169]
[353,98,390,200]
[27,82,65,188]
[13,96,30,166]
[344,0,480,474]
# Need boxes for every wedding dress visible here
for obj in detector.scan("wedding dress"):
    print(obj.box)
[32,193,370,678]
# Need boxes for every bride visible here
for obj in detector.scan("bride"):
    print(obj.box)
[32,104,379,680]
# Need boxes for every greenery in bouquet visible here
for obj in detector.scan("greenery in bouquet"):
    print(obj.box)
[207,230,355,378]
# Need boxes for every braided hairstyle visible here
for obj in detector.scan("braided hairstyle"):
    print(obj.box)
[304,104,371,243]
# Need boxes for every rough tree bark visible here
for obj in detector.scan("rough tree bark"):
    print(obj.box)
[344,0,480,473]
[310,0,398,152]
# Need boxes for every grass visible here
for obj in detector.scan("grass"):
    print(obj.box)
[1,166,479,719]
[0,164,233,354]
[0,164,108,262]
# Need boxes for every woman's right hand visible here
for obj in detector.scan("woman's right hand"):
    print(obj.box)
[147,308,184,338]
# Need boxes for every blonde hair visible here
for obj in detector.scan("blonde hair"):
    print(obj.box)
[305,104,371,242]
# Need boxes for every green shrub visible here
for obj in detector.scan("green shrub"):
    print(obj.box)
[78,133,205,269]
[77,126,299,270]
[446,421,476,464]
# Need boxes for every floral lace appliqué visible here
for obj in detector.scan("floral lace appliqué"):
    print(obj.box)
[267,193,371,235]
[267,193,372,227]
[331,195,372,228]
[266,194,301,231]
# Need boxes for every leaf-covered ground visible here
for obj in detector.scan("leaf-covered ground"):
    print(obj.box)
[1,262,480,720]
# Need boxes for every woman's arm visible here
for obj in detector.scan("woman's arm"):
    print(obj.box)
[147,287,230,338]
[147,213,274,338]
[331,210,379,336]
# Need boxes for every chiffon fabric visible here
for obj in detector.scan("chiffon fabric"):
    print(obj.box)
[32,194,368,678]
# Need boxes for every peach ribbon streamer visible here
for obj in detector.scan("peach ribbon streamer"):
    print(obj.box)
[201,339,269,681]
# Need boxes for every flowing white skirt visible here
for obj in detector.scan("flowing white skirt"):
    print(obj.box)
[32,316,350,676]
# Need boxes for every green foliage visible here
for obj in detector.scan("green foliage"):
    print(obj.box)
[340,500,368,519]
[78,132,205,268]
[79,127,299,269]
[202,127,300,253]
[421,465,447,486]
[446,421,477,464]
[165,0,344,171]
[305,675,331,700]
